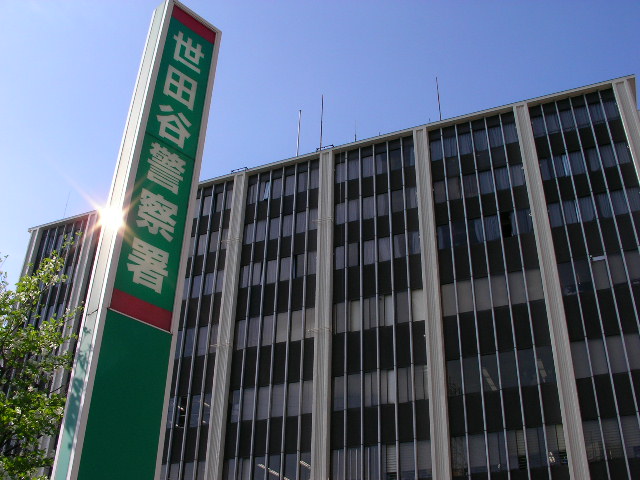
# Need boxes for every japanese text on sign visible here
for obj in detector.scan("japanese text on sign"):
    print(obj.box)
[123,23,210,297]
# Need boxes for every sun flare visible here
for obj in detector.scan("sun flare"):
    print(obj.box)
[98,206,124,231]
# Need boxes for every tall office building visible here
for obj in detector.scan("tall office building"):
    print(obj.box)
[21,76,640,479]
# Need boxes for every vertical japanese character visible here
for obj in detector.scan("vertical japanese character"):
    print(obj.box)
[127,237,169,294]
[163,65,197,110]
[157,105,191,149]
[136,188,178,242]
[147,142,186,194]
[173,30,205,73]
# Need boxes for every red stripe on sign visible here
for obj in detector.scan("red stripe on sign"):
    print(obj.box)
[110,289,173,332]
[172,6,216,43]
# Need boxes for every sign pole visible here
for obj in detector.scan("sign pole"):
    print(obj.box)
[52,2,220,478]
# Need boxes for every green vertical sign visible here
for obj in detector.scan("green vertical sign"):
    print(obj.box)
[110,12,214,325]
[52,2,220,479]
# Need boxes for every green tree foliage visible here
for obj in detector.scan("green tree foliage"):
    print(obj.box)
[0,249,80,479]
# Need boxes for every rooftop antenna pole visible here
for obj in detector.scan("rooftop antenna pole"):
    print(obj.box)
[354,120,357,142]
[436,76,442,121]
[296,109,302,156]
[63,190,70,218]
[319,94,324,151]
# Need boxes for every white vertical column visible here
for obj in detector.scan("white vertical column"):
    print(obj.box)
[413,127,452,479]
[36,214,101,468]
[53,214,101,399]
[514,103,591,480]
[205,172,248,480]
[20,227,43,277]
[613,77,640,171]
[310,149,334,480]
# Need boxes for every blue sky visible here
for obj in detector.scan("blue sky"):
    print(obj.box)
[1,0,639,285]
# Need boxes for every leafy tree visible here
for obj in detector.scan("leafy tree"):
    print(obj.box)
[0,248,80,479]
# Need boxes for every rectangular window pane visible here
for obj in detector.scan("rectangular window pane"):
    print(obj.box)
[628,187,640,211]
[287,382,300,416]
[364,240,375,265]
[284,175,295,195]
[348,199,359,222]
[586,148,601,171]
[335,202,345,225]
[282,214,293,236]
[539,158,553,180]
[494,167,510,190]
[553,154,570,177]
[484,215,501,242]
[280,257,291,281]
[363,196,375,219]
[393,234,406,258]
[347,243,359,267]
[294,254,305,278]
[335,161,346,183]
[257,387,269,420]
[266,259,277,283]
[362,155,374,177]
[379,237,391,261]
[197,233,207,255]
[269,217,280,240]
[434,181,447,203]
[348,156,359,180]
[377,193,389,216]
[271,384,285,417]
[247,317,260,347]
[479,170,494,194]
[569,151,586,174]
[276,313,288,343]
[596,194,613,218]
[488,125,503,147]
[272,177,282,198]
[335,245,345,270]
[615,142,632,164]
[578,196,596,222]
[252,262,262,285]
[563,200,579,224]
[408,231,420,254]
[191,275,202,298]
[204,273,215,295]
[459,131,473,154]
[255,219,266,241]
[215,270,224,292]
[296,211,307,233]
[375,146,388,173]
[298,171,308,192]
[447,177,461,200]
[437,226,451,249]
[503,121,518,143]
[430,138,443,161]
[391,189,405,212]
[548,203,563,227]
[473,128,488,151]
[468,218,484,245]
[610,190,629,215]
[259,179,271,201]
[242,388,255,421]
[463,174,478,197]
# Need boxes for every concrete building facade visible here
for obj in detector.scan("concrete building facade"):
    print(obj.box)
[23,76,640,479]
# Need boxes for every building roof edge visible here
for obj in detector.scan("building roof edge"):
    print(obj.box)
[28,210,98,233]
[199,75,636,184]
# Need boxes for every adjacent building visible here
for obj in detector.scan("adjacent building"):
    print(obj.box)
[22,75,640,479]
